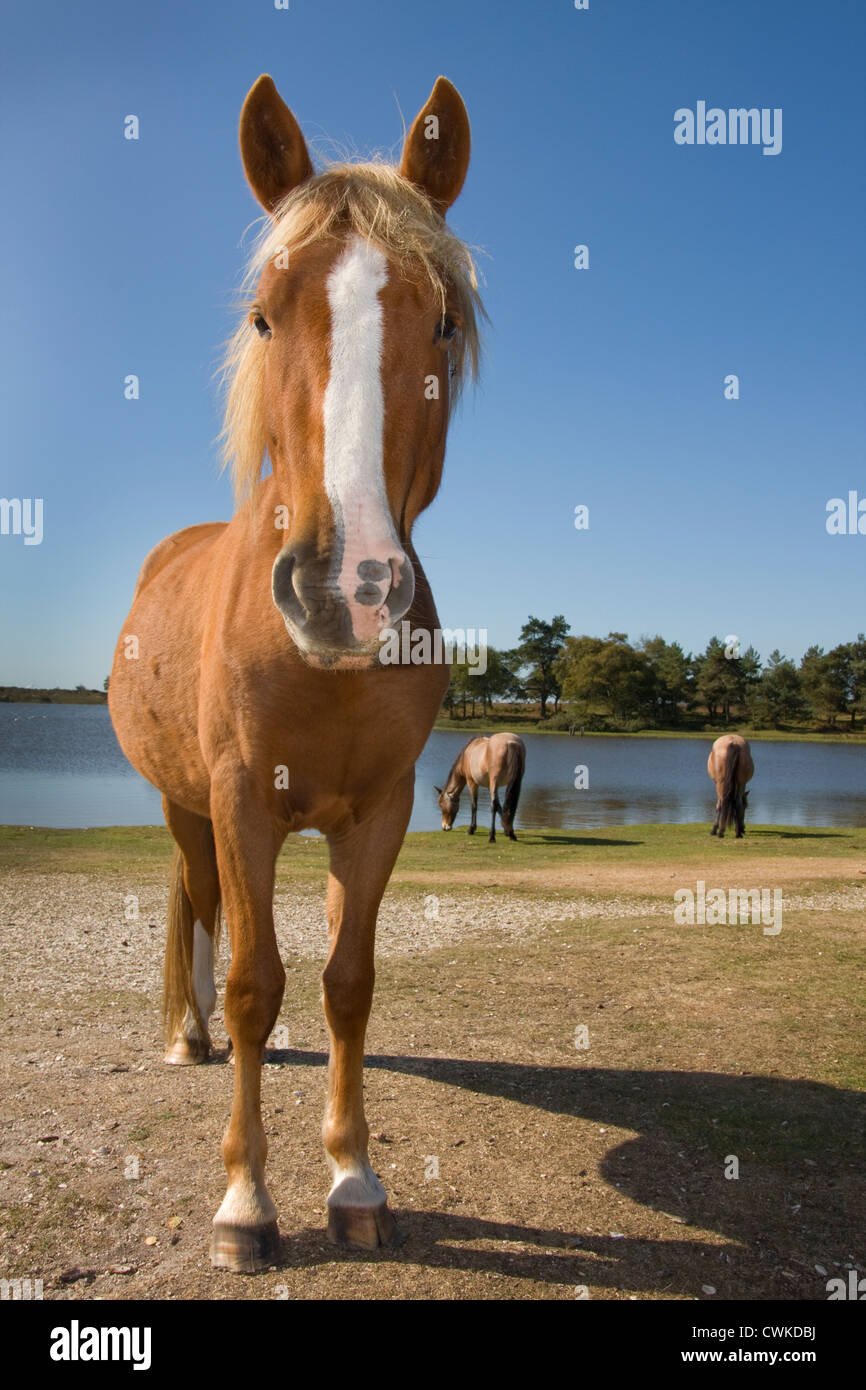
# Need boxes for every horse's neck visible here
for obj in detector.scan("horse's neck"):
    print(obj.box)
[447,754,467,795]
[228,472,283,553]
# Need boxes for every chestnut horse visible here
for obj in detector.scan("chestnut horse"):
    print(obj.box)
[436,732,526,841]
[708,734,754,838]
[108,74,483,1271]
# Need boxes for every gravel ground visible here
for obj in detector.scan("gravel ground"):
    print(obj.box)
[2,872,863,977]
[1,866,863,1301]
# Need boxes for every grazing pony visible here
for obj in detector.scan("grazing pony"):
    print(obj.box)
[708,734,754,838]
[436,732,526,842]
[108,74,483,1271]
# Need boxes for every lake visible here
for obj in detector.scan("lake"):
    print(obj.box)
[1,704,864,831]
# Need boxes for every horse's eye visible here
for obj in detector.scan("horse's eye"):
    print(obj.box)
[251,313,272,340]
[435,316,457,343]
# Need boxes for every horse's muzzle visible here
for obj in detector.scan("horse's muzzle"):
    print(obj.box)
[272,542,415,666]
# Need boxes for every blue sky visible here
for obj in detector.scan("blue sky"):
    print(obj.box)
[1,0,864,686]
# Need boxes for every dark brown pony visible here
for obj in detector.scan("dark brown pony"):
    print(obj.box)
[708,734,755,838]
[436,732,525,842]
[108,74,482,1271]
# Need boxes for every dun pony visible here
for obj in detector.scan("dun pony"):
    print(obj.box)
[436,732,526,842]
[708,734,755,838]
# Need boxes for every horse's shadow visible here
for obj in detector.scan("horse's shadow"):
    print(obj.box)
[264,1050,866,1296]
[746,829,850,841]
[530,834,644,847]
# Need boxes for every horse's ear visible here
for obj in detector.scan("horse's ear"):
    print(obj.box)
[239,75,314,214]
[434,786,443,795]
[399,76,470,214]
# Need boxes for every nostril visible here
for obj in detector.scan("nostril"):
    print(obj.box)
[272,548,311,624]
[272,549,297,610]
[354,580,386,607]
[357,559,390,583]
[354,556,412,614]
[354,560,388,608]
[387,553,415,616]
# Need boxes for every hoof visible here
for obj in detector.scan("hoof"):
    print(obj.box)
[327,1200,398,1250]
[163,1035,210,1065]
[488,835,496,844]
[467,826,475,835]
[210,1219,281,1273]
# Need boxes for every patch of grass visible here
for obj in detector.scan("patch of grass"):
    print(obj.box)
[387,823,866,873]
[0,1203,33,1236]
[86,989,152,1013]
[2,822,864,883]
[0,824,173,876]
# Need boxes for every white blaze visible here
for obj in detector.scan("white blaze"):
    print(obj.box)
[323,235,405,640]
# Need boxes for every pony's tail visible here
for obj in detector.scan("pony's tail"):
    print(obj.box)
[162,848,199,1044]
[503,745,525,826]
[718,742,740,835]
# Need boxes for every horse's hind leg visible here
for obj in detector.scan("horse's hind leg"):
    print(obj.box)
[322,773,413,1250]
[468,784,478,834]
[734,791,746,838]
[162,798,221,1066]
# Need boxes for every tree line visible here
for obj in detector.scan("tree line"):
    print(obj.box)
[443,617,866,731]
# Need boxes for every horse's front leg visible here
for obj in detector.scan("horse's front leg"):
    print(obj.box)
[489,781,500,843]
[209,772,286,1273]
[468,782,478,834]
[322,772,413,1249]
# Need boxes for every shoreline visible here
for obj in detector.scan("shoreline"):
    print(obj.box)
[433,721,866,745]
[2,697,863,745]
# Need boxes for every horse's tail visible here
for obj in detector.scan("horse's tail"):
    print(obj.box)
[503,743,525,825]
[718,742,740,835]
[162,848,200,1044]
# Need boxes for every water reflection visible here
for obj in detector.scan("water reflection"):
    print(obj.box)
[1,706,864,830]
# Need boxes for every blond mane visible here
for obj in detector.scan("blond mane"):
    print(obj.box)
[220,161,485,507]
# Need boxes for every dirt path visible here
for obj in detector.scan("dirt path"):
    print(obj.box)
[1,862,863,1301]
[393,855,866,894]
